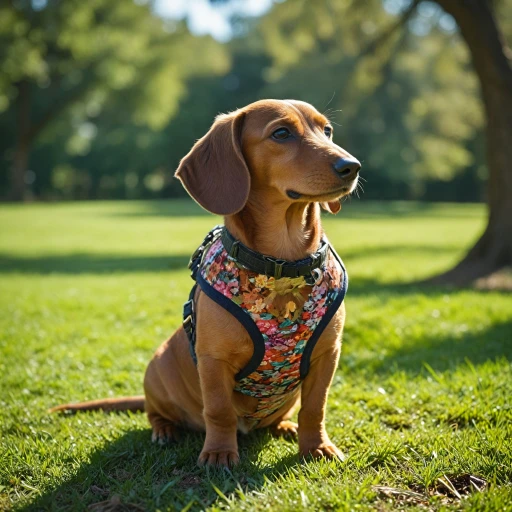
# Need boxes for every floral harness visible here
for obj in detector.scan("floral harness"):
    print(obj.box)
[183,227,348,428]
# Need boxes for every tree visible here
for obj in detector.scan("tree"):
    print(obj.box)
[427,0,512,284]
[256,0,511,284]
[360,0,512,284]
[0,0,228,201]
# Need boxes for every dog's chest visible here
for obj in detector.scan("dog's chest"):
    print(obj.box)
[199,238,344,426]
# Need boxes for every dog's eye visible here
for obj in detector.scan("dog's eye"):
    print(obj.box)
[272,128,292,140]
[324,126,333,138]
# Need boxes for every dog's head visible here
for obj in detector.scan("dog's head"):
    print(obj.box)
[175,99,361,215]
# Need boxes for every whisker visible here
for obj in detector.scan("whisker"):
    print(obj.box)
[323,91,336,111]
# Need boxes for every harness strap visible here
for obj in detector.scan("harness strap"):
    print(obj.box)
[221,227,330,283]
[183,283,198,364]
[183,226,223,364]
[182,226,346,378]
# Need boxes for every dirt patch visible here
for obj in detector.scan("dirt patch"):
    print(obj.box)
[169,468,202,490]
[88,495,145,511]
[374,474,487,509]
[432,474,487,499]
[373,485,428,507]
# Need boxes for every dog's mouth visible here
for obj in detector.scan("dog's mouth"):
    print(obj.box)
[287,177,358,202]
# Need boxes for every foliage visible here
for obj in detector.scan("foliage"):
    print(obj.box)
[1,200,511,510]
[0,0,229,198]
[256,0,483,196]
[1,0,510,200]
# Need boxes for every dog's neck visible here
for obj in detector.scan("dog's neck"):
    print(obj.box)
[225,192,323,261]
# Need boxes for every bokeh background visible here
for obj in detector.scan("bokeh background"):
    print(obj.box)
[2,0,510,204]
[2,2,512,510]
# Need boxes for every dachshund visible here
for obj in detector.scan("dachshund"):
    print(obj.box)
[51,99,361,467]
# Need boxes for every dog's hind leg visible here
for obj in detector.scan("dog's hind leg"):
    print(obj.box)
[144,365,188,445]
[271,419,299,438]
[268,394,300,439]
[148,411,180,444]
[144,329,206,445]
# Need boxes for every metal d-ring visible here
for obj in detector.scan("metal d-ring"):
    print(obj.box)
[310,268,323,286]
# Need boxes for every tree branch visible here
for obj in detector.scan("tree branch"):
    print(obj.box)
[434,0,512,89]
[359,0,422,57]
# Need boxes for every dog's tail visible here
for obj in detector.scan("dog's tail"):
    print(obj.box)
[49,396,145,413]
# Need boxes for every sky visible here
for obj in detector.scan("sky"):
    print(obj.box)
[154,0,456,41]
[154,0,275,41]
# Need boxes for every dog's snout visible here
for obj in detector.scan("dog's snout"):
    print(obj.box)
[333,157,361,179]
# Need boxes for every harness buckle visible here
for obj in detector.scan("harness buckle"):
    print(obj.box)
[188,226,223,277]
[183,299,195,335]
[229,240,240,259]
[188,246,203,270]
[274,259,286,279]
[188,250,203,280]
[183,315,193,332]
[203,227,219,245]
[264,256,286,279]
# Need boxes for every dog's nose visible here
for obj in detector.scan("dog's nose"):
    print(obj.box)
[333,157,361,179]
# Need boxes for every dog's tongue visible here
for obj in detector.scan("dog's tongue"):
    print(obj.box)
[321,200,342,214]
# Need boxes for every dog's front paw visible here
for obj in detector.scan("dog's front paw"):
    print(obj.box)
[198,449,240,467]
[299,442,345,461]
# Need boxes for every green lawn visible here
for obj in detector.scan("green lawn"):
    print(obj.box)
[0,200,511,511]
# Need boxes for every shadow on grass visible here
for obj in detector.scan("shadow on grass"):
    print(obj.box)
[107,199,212,218]
[341,244,459,261]
[0,246,455,276]
[374,318,512,376]
[0,253,190,274]
[347,277,452,298]
[344,277,512,374]
[346,272,512,297]
[23,427,300,511]
[106,199,483,220]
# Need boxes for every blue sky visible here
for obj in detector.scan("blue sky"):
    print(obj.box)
[155,0,275,41]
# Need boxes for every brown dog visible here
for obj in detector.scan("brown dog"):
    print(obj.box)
[52,99,361,467]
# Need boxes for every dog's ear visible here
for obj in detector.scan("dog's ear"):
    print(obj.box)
[175,111,250,215]
[321,201,342,214]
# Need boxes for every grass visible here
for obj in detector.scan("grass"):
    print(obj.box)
[0,199,511,511]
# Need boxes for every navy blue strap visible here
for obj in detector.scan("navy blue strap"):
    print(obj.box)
[299,257,348,379]
[183,284,198,364]
[196,273,265,381]
[183,227,223,365]
[184,229,348,383]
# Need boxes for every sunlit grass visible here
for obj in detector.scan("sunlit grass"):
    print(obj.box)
[0,200,510,511]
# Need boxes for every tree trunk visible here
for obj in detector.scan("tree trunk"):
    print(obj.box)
[429,0,512,285]
[10,81,31,202]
